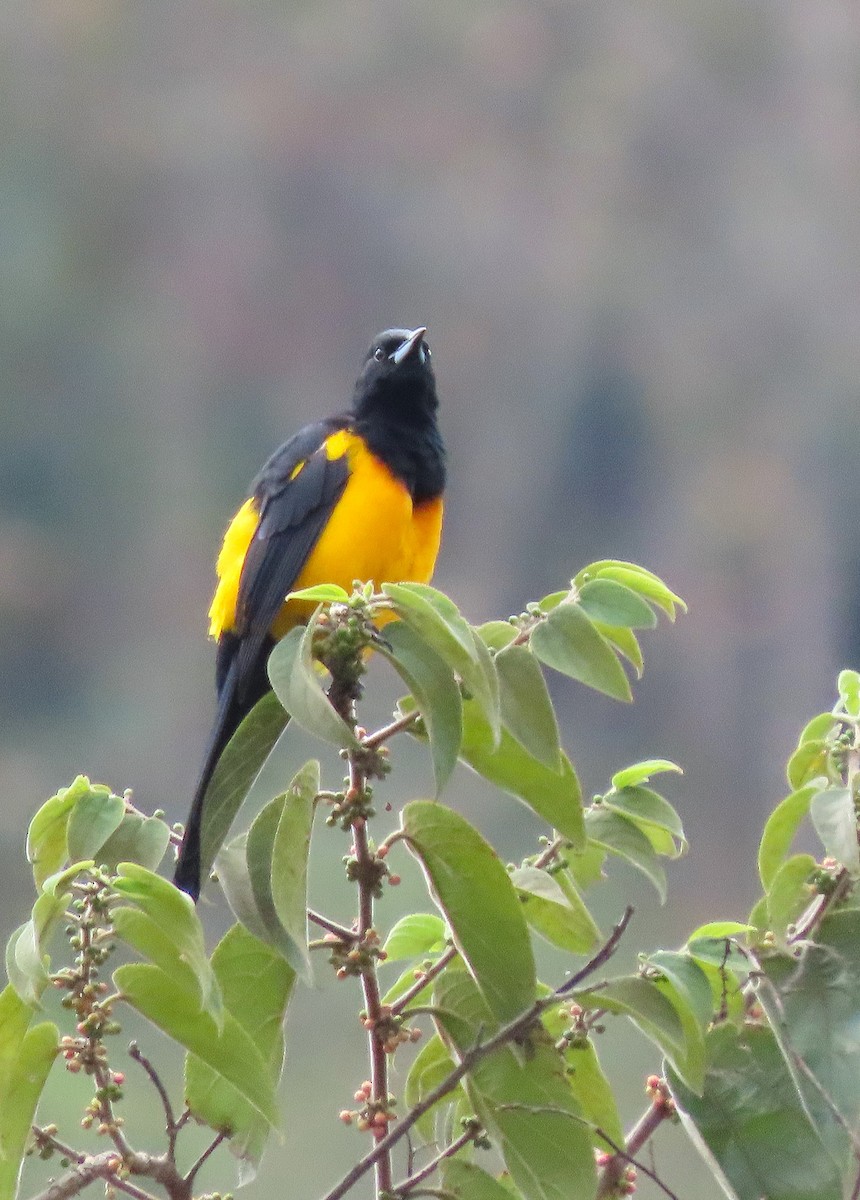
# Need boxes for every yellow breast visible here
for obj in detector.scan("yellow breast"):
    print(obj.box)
[208,430,444,641]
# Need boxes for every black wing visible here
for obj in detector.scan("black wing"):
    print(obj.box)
[224,415,351,702]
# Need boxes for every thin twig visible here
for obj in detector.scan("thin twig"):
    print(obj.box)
[27,1134,184,1200]
[351,801,392,1194]
[128,1043,178,1159]
[107,1177,160,1200]
[595,1101,679,1200]
[532,835,565,871]
[390,1126,475,1195]
[556,905,634,995]
[390,946,458,1017]
[27,1152,154,1200]
[320,907,634,1200]
[184,1132,228,1189]
[363,710,420,749]
[307,908,358,942]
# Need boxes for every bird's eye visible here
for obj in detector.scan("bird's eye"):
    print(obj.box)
[373,347,386,362]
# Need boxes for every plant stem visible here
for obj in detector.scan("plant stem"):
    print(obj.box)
[390,946,458,1018]
[349,757,393,1197]
[128,1043,178,1160]
[307,908,358,942]
[184,1132,228,1189]
[390,1126,475,1195]
[363,710,420,749]
[595,1084,677,1199]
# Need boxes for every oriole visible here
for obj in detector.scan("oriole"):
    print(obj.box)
[174,327,445,898]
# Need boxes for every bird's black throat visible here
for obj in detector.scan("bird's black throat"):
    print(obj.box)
[355,407,445,505]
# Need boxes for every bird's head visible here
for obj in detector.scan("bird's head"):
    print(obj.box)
[352,327,437,420]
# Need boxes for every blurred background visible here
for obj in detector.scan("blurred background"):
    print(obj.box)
[3,2,859,1196]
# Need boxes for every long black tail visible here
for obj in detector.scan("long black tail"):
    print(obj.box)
[173,660,248,901]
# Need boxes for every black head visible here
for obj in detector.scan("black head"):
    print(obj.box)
[352,327,437,421]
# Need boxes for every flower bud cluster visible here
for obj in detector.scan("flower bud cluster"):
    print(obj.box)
[326,928,387,980]
[339,1080,396,1138]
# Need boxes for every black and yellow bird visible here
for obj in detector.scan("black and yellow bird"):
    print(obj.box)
[174,327,445,899]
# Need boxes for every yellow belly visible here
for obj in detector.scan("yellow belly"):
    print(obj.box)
[208,431,443,641]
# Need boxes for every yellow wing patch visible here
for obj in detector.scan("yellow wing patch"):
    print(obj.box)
[208,497,260,638]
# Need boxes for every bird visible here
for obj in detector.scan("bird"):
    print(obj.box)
[174,327,445,899]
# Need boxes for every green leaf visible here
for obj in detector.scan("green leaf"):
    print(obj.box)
[561,1039,624,1149]
[593,622,644,675]
[766,854,816,942]
[538,589,569,612]
[112,908,199,993]
[667,1024,844,1200]
[380,620,463,795]
[531,603,631,701]
[787,740,830,790]
[115,963,278,1128]
[495,644,561,770]
[558,842,606,891]
[66,787,125,863]
[687,920,754,941]
[578,578,657,628]
[215,835,275,946]
[576,976,686,1069]
[245,793,310,976]
[196,690,291,887]
[646,951,712,1093]
[611,759,682,789]
[382,913,447,961]
[185,924,296,1176]
[382,582,501,739]
[509,866,599,954]
[435,964,596,1200]
[798,712,834,745]
[442,1160,517,1200]
[476,620,517,651]
[267,621,358,749]
[601,785,686,853]
[0,986,58,1200]
[404,1032,458,1143]
[577,561,686,619]
[837,668,860,717]
[112,863,221,1021]
[585,808,667,901]
[97,812,171,872]
[460,699,585,850]
[270,761,319,979]
[810,786,860,874]
[5,925,46,1008]
[469,626,503,739]
[26,775,92,887]
[6,887,69,1007]
[685,922,755,979]
[285,583,350,603]
[39,862,94,897]
[758,785,816,891]
[402,802,535,1024]
[685,935,752,978]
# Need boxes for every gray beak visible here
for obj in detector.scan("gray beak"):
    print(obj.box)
[390,327,428,365]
